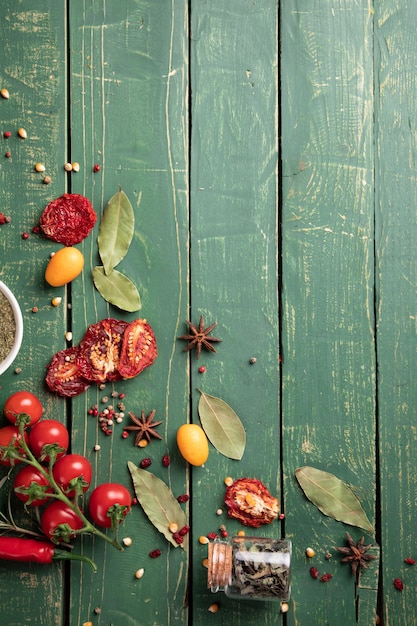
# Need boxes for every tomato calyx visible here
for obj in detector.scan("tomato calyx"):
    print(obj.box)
[37,442,67,466]
[107,503,131,533]
[14,412,34,429]
[14,481,52,507]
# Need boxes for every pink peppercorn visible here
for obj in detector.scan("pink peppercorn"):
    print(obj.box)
[162,454,170,467]
[309,567,319,579]
[3,131,11,138]
[5,151,11,158]
[405,558,416,565]
[207,532,219,540]
[121,430,129,439]
[320,573,332,583]
[393,578,404,591]
[177,494,189,503]
[93,164,101,172]
[149,549,162,558]
[220,530,228,538]
[21,232,29,240]
[179,525,190,536]
[172,533,184,545]
[198,366,206,373]
[31,225,40,234]
[140,458,152,469]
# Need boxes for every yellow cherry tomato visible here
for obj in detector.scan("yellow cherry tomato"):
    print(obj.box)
[45,247,84,287]
[176,423,209,466]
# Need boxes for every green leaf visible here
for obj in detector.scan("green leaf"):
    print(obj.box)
[294,466,374,534]
[197,389,246,460]
[98,189,135,274]
[128,462,187,548]
[92,266,141,312]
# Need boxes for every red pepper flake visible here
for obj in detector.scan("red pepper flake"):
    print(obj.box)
[393,578,404,591]
[177,494,189,503]
[140,458,152,469]
[162,454,170,467]
[320,573,332,583]
[149,549,162,558]
[309,567,319,579]
[404,558,416,565]
[93,164,101,172]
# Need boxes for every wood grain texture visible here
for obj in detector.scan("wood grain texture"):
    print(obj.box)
[375,2,417,624]
[281,1,377,623]
[190,1,280,623]
[0,2,67,624]
[67,1,190,625]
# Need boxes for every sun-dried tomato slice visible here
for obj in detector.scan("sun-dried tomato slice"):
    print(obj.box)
[118,319,158,379]
[224,477,279,527]
[45,347,90,397]
[76,319,128,383]
[40,194,97,246]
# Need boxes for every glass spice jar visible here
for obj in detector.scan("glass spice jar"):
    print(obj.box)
[207,536,291,602]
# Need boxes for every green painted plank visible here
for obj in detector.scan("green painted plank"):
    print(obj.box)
[375,3,417,624]
[0,3,68,625]
[190,1,281,623]
[67,1,189,625]
[281,2,377,624]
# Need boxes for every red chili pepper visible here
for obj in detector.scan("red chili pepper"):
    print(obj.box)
[0,537,97,571]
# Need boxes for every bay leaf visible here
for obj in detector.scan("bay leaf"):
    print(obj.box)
[92,266,141,312]
[295,466,374,534]
[197,389,246,460]
[128,462,187,548]
[98,189,135,274]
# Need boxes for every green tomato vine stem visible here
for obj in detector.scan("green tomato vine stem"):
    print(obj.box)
[10,418,123,553]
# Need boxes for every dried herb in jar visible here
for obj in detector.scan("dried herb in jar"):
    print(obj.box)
[0,292,16,362]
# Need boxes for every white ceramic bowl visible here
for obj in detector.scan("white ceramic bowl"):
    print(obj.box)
[0,281,23,376]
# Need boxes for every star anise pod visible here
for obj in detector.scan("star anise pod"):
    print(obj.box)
[336,531,377,577]
[125,409,162,445]
[178,315,221,359]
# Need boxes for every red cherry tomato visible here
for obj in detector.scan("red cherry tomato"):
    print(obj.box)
[29,419,69,462]
[52,454,92,497]
[4,391,44,427]
[13,466,52,507]
[41,501,84,542]
[0,425,29,466]
[88,483,132,528]
[118,319,158,379]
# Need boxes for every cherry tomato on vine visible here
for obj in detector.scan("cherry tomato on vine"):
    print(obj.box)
[29,419,69,462]
[88,483,132,528]
[4,391,44,427]
[14,466,52,507]
[0,425,29,466]
[52,454,92,497]
[41,501,84,542]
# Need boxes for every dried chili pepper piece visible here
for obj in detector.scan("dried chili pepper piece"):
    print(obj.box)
[46,346,90,397]
[118,319,158,379]
[224,477,279,528]
[76,319,128,383]
[40,193,97,246]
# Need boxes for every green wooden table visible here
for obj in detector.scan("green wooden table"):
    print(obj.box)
[0,1,416,624]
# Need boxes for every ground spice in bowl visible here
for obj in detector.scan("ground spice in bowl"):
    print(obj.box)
[0,281,23,375]
[0,290,16,362]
